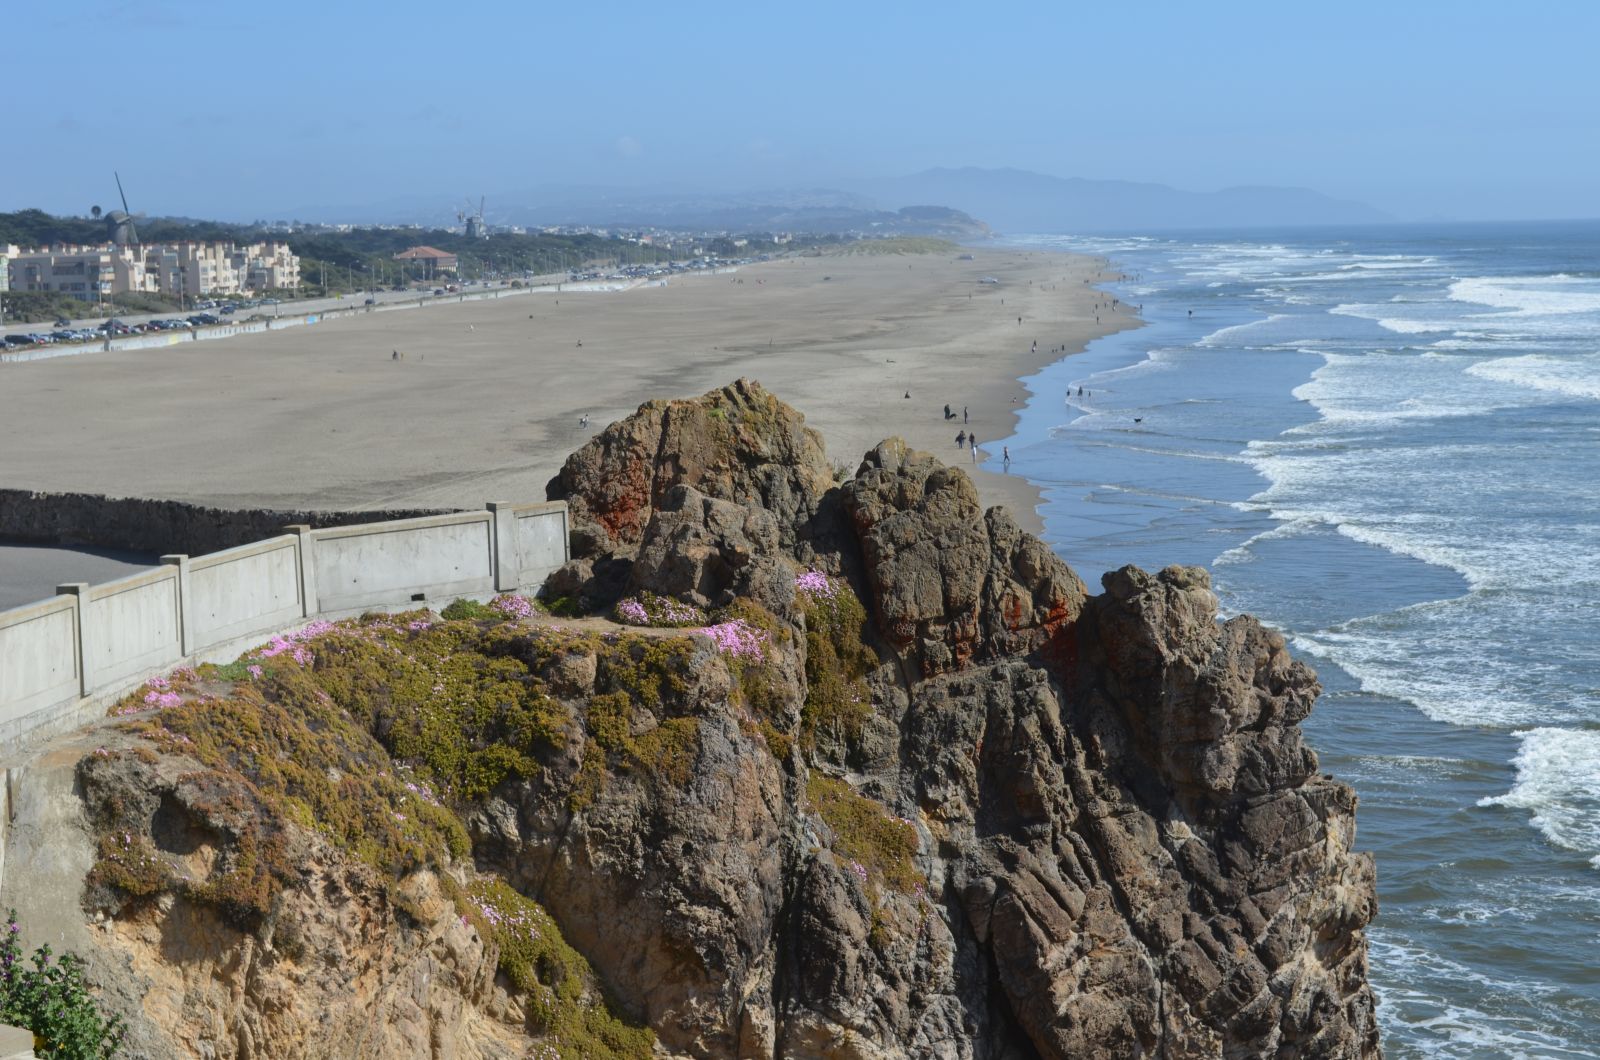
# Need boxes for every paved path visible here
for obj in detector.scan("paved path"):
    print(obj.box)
[0,542,154,611]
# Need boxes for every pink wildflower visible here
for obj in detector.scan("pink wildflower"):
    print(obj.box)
[795,569,837,600]
[615,598,650,625]
[491,594,535,619]
[697,619,769,660]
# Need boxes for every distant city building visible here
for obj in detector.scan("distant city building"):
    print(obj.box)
[0,244,12,292]
[4,241,299,302]
[393,246,459,278]
[7,245,129,301]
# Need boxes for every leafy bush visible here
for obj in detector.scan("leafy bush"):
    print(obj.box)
[0,910,125,1058]
[440,597,497,621]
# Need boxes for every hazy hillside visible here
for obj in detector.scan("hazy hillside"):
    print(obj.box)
[844,166,1392,233]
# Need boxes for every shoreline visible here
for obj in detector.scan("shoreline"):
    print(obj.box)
[0,246,1138,540]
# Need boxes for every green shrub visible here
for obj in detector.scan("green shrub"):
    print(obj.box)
[440,597,498,621]
[0,910,125,1058]
[541,595,584,617]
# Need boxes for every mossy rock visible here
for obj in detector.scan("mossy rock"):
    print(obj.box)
[807,773,920,896]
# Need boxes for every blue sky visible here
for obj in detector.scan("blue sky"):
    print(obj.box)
[7,0,1598,221]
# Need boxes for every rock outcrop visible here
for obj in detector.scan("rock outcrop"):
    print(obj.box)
[0,380,1380,1058]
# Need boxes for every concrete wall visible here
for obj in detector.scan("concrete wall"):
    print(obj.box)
[0,500,567,756]
[0,488,452,556]
[307,511,496,612]
[179,536,304,653]
[0,1025,36,1059]
[0,596,80,729]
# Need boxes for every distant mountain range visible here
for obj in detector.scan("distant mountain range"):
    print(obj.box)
[283,167,1389,235]
[838,167,1393,233]
[493,186,991,237]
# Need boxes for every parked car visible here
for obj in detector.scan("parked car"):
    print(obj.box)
[53,317,71,327]
[364,297,376,306]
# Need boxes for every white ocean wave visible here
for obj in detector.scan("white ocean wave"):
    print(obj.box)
[1449,274,1600,316]
[1479,727,1600,868]
[1369,932,1594,1059]
[1465,354,1600,401]
[1196,314,1289,346]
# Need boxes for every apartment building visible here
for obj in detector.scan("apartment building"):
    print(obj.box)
[5,241,299,302]
[5,245,136,301]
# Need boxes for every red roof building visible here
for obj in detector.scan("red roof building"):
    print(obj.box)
[392,246,458,275]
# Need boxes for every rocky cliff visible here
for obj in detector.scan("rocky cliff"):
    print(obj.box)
[0,380,1379,1058]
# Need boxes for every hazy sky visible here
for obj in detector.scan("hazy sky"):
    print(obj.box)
[8,0,1598,222]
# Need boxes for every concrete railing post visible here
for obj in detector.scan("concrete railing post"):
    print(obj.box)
[53,583,91,696]
[487,502,518,592]
[284,525,319,617]
[160,554,193,655]
[0,1023,38,1059]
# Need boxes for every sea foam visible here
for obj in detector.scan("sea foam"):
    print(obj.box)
[1479,728,1600,869]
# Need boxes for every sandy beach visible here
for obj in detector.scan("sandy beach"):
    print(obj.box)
[0,247,1138,535]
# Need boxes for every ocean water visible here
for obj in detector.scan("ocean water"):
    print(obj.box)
[999,223,1600,1058]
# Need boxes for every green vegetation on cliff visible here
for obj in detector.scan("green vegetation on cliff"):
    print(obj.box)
[82,610,698,1057]
[1,909,125,1058]
[797,575,876,749]
[805,773,920,895]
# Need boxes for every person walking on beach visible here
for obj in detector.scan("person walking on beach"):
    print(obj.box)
[944,403,952,420]
[1002,445,1010,467]
[970,435,978,461]
[963,406,969,424]
[957,430,967,448]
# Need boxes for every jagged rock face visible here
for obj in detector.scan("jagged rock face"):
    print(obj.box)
[548,387,1380,1058]
[15,382,1379,1059]
[75,752,526,1059]
[629,484,797,615]
[842,439,1088,676]
[549,378,838,560]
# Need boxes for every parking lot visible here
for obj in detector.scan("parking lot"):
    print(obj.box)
[2,286,437,351]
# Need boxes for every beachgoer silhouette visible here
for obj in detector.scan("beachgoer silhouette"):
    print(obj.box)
[392,350,398,360]
[944,404,952,420]
[904,391,911,399]
[1003,446,1010,465]
[957,430,966,447]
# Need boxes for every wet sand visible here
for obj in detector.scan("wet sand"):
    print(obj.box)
[0,247,1139,536]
